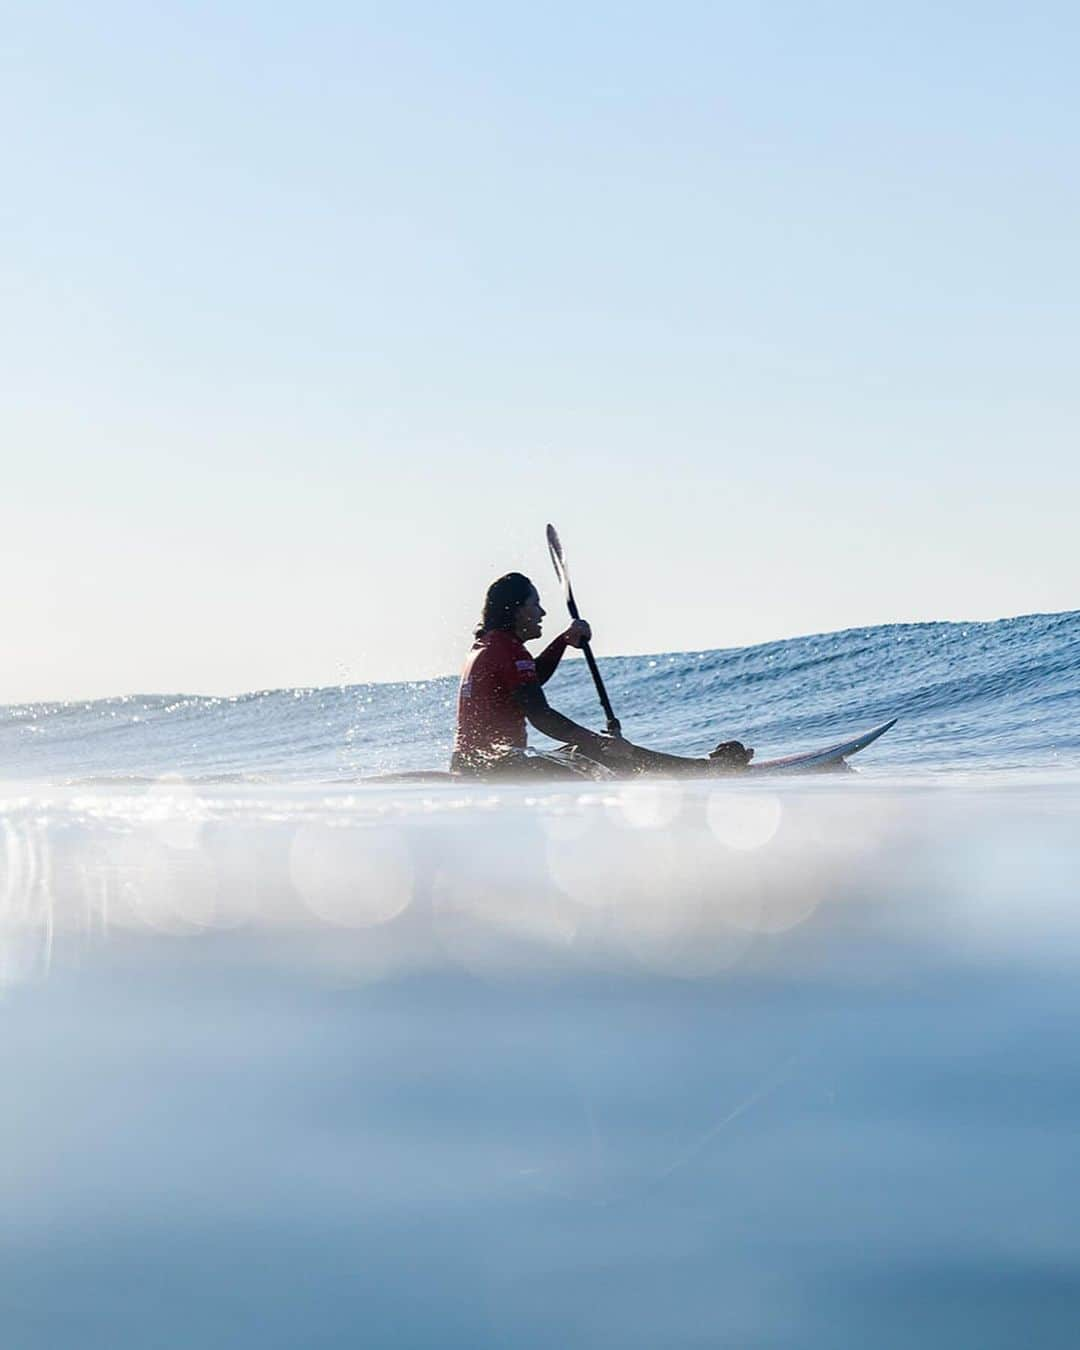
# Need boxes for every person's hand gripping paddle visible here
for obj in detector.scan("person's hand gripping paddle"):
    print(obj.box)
[546,524,622,737]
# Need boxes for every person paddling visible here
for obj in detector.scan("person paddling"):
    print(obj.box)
[451,572,752,778]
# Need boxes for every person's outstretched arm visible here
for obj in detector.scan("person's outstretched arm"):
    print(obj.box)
[515,684,751,775]
[513,683,614,759]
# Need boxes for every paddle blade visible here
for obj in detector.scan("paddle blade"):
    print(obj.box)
[546,523,570,600]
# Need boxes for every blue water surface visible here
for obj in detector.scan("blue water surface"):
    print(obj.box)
[1,609,1077,781]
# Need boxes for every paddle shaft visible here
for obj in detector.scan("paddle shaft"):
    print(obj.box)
[562,579,621,736]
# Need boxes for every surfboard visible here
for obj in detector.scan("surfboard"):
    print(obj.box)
[364,719,897,784]
[747,718,898,774]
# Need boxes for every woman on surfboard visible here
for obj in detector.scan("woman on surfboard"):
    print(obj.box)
[452,573,752,778]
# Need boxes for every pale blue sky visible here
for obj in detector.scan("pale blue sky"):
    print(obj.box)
[4,2,1078,700]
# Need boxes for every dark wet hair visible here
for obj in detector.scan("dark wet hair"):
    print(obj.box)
[476,572,535,637]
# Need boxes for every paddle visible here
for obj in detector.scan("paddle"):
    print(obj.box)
[546,523,622,736]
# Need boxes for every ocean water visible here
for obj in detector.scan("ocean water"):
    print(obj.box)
[1,611,1079,1347]
[3,608,1079,783]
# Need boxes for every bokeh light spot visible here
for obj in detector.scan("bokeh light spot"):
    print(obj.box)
[706,791,782,851]
[289,823,413,928]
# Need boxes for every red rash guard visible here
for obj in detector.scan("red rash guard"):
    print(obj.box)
[454,629,569,764]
